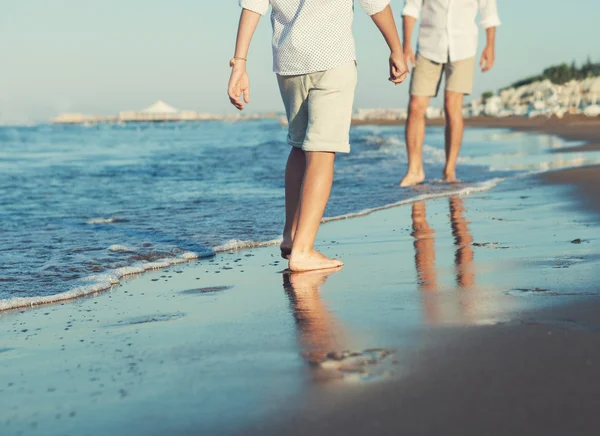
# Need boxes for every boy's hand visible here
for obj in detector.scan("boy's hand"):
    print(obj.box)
[389,52,409,85]
[403,47,416,72]
[228,63,251,111]
[480,44,495,72]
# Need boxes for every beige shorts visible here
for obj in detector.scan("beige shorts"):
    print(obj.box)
[410,54,475,97]
[277,61,357,154]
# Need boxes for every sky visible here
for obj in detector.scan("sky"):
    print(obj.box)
[0,0,598,124]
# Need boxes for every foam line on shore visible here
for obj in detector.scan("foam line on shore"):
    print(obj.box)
[0,252,204,312]
[0,179,504,313]
[323,178,505,224]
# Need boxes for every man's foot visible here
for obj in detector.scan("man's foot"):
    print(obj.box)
[289,249,344,272]
[443,171,459,183]
[399,170,425,187]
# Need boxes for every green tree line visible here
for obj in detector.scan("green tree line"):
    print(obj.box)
[507,57,600,89]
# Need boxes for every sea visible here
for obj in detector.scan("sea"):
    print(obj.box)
[1,120,598,310]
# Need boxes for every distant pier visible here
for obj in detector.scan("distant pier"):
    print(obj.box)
[51,100,269,124]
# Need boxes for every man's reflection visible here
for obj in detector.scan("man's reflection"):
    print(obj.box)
[282,268,344,365]
[449,196,475,289]
[411,196,476,324]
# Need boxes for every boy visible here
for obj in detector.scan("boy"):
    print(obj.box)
[228,0,408,272]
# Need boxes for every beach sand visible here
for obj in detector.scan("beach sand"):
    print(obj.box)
[1,120,600,435]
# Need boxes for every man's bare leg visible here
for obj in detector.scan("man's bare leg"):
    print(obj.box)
[400,95,430,187]
[281,147,306,258]
[443,91,465,183]
[289,151,343,272]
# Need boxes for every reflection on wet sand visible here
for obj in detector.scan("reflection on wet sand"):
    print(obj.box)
[411,201,441,323]
[450,196,475,290]
[411,196,477,324]
[283,269,398,382]
[282,268,345,365]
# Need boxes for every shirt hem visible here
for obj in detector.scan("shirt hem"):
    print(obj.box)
[274,58,357,76]
[418,51,477,65]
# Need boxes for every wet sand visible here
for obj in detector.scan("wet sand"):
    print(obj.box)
[253,299,600,436]
[542,165,600,214]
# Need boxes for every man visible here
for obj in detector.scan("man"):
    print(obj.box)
[399,0,501,187]
[228,1,408,271]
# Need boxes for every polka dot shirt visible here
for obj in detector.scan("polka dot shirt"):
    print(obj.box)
[239,0,391,76]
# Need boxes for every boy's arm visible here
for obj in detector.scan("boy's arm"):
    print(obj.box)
[367,5,409,85]
[401,0,423,70]
[478,0,501,72]
[228,8,263,110]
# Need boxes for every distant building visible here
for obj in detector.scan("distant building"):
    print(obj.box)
[51,100,263,124]
[119,100,198,122]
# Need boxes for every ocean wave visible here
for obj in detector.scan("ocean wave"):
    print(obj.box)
[213,238,282,253]
[0,251,206,312]
[108,244,135,252]
[86,217,127,225]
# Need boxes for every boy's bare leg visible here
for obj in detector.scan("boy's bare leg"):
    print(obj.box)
[443,90,465,183]
[400,95,430,187]
[289,151,343,272]
[281,147,306,258]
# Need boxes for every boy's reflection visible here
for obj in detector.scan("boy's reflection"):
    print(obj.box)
[411,201,441,323]
[411,196,476,324]
[282,268,345,365]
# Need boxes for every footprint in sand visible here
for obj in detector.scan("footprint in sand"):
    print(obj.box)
[518,319,600,333]
[179,286,233,295]
[104,313,186,328]
[314,348,398,382]
[507,288,559,296]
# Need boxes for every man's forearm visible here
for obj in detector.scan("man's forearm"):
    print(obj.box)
[403,15,417,48]
[370,5,403,54]
[234,9,262,59]
[485,27,496,49]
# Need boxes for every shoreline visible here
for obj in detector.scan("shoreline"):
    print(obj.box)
[353,114,600,152]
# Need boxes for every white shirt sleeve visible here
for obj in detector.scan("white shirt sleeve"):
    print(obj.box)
[479,0,501,29]
[402,0,423,18]
[239,0,270,16]
[358,0,391,16]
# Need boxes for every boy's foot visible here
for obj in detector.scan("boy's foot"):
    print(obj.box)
[399,170,425,187]
[289,249,343,272]
[280,236,293,259]
[280,246,292,259]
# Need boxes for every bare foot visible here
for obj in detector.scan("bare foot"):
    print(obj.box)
[399,170,425,187]
[289,249,344,272]
[443,171,460,183]
[284,266,343,291]
[280,236,293,259]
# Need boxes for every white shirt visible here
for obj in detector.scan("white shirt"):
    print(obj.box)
[240,0,390,75]
[402,0,501,64]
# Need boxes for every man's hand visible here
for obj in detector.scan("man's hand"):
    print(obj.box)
[389,51,409,85]
[480,45,495,72]
[227,63,250,111]
[404,46,416,72]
